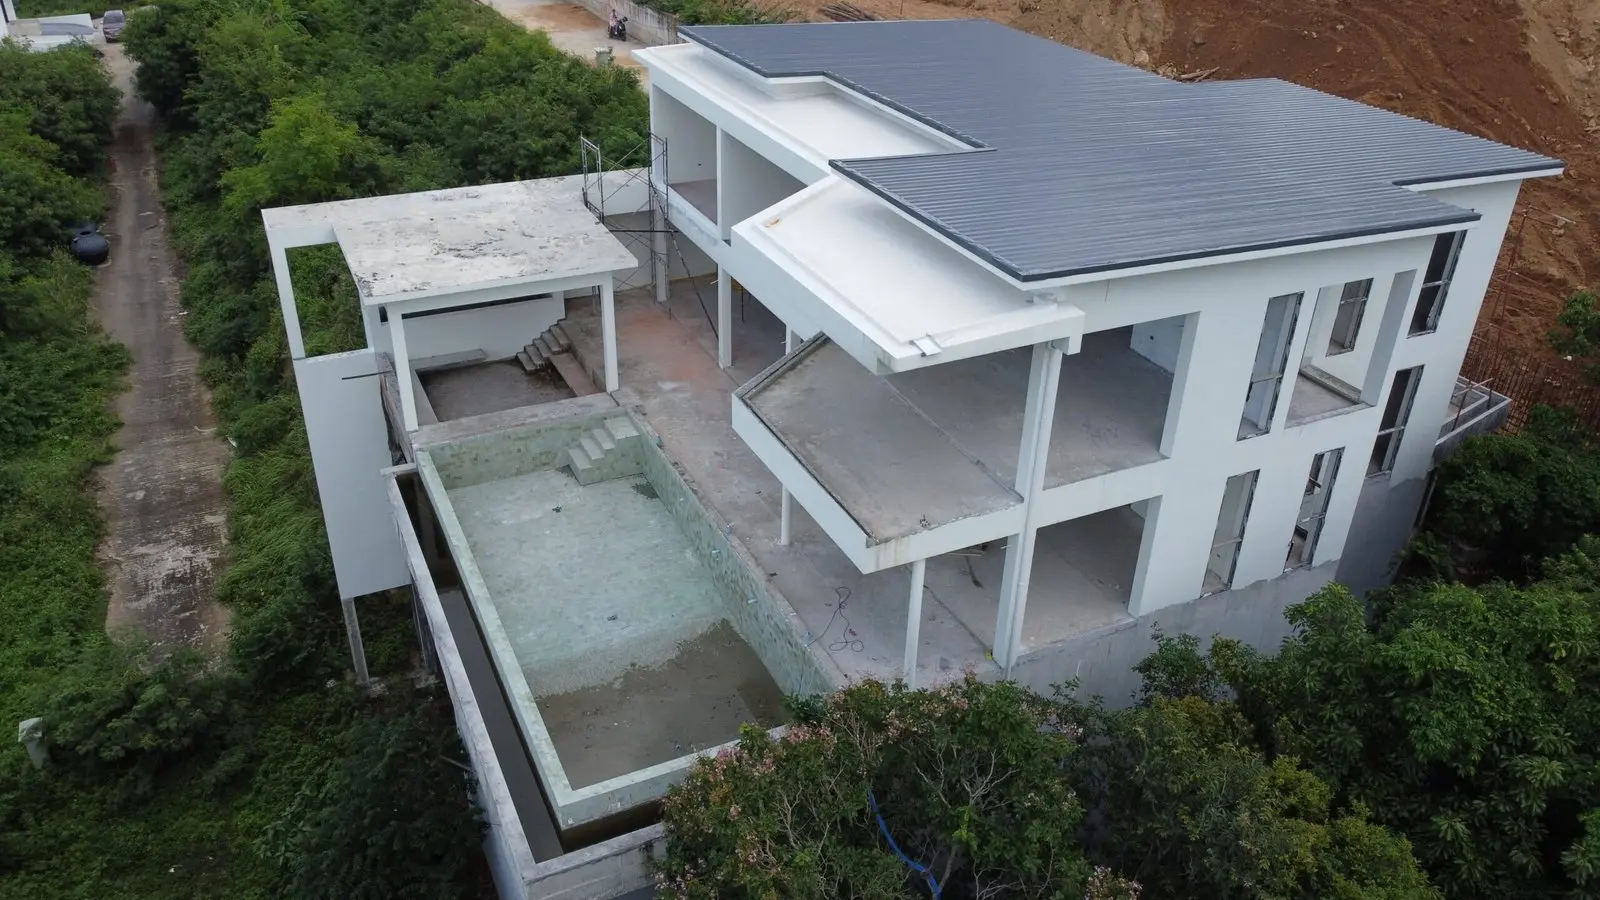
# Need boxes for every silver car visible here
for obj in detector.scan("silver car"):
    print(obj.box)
[102,9,126,41]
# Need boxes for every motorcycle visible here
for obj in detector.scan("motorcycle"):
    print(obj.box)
[608,14,628,40]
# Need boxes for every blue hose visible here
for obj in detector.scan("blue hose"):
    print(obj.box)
[868,790,941,898]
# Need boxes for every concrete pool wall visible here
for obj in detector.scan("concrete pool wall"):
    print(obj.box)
[417,406,835,829]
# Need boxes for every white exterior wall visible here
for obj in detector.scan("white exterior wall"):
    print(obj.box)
[718,130,806,240]
[652,58,1529,620]
[371,297,564,364]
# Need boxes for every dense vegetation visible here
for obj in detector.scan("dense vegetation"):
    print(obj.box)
[4,0,651,895]
[657,408,1600,899]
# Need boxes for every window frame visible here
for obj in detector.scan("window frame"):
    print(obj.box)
[1288,448,1343,569]
[1409,231,1466,336]
[1369,366,1423,476]
[1327,278,1373,355]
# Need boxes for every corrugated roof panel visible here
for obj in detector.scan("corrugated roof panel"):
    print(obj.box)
[678,20,1562,281]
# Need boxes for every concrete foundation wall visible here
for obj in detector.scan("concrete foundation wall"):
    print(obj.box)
[1336,473,1428,597]
[633,413,844,696]
[426,410,605,490]
[1011,560,1336,704]
[376,296,564,363]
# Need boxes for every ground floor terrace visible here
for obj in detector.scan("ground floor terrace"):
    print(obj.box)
[513,278,1160,686]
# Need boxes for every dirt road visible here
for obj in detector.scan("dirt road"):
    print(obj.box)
[484,0,652,88]
[94,45,231,657]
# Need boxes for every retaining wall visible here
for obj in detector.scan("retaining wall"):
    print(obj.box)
[575,0,681,46]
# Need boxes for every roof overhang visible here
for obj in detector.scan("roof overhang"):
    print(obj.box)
[728,177,1086,374]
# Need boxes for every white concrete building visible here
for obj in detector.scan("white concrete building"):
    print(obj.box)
[0,1,100,51]
[260,20,1559,900]
[635,19,1560,677]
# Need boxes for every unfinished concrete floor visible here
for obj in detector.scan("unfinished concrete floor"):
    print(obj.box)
[562,285,1000,686]
[447,470,728,694]
[538,621,789,788]
[889,328,1173,488]
[421,360,574,421]
[1286,369,1366,424]
[926,507,1142,655]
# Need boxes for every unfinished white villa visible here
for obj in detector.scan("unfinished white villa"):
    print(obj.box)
[261,19,1560,900]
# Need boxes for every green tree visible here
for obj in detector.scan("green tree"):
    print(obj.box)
[1144,575,1600,900]
[0,43,119,177]
[1548,289,1600,383]
[1425,405,1600,582]
[657,676,1092,899]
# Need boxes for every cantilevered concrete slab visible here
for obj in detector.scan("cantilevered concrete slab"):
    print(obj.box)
[740,339,1022,548]
[262,175,637,306]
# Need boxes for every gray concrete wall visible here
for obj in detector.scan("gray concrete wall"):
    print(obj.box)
[1336,473,1428,597]
[575,0,680,46]
[1010,561,1337,705]
[633,412,844,697]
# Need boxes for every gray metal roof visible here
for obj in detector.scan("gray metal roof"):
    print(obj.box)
[677,20,1563,282]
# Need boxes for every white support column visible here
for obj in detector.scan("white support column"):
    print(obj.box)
[717,266,733,369]
[903,558,927,689]
[652,205,670,306]
[786,328,796,354]
[391,310,418,433]
[361,306,380,351]
[779,489,792,545]
[994,341,1065,670]
[601,280,619,392]
[269,242,307,359]
[341,596,371,686]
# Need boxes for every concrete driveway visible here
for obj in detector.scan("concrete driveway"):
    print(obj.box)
[481,0,653,89]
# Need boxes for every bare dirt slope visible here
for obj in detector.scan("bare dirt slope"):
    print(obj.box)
[820,0,1594,359]
[95,46,231,657]
[1156,0,1597,357]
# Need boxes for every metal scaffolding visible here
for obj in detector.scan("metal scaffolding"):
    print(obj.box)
[579,132,719,334]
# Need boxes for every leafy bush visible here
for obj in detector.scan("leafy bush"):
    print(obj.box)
[257,706,486,899]
[657,675,1092,899]
[0,42,119,177]
[1141,577,1600,899]
[1061,693,1438,900]
[1425,405,1600,582]
[39,649,235,784]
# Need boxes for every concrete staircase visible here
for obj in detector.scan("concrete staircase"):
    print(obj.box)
[567,417,645,485]
[517,322,574,373]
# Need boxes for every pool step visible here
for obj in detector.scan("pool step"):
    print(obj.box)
[566,417,646,485]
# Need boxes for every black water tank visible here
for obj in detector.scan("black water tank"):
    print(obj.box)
[69,225,110,266]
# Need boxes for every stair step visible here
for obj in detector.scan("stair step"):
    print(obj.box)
[516,349,538,372]
[567,446,594,472]
[591,426,617,451]
[535,336,556,357]
[604,417,640,442]
[580,435,605,461]
[549,324,572,353]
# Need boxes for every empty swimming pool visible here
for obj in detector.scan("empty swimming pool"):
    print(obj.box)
[417,405,831,828]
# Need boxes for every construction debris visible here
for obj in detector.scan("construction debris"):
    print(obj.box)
[820,2,877,21]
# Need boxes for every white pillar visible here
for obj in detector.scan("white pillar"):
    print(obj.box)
[717,267,733,369]
[994,342,1064,670]
[269,242,307,359]
[601,280,619,392]
[779,326,797,545]
[391,310,418,433]
[779,489,792,545]
[653,205,670,306]
[361,306,380,351]
[341,597,371,686]
[903,558,927,689]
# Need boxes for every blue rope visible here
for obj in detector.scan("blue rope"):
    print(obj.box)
[868,789,941,898]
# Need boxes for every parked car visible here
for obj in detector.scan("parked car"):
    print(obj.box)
[102,9,126,41]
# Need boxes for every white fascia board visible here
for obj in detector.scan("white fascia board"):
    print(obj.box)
[730,397,875,571]
[863,504,1025,573]
[377,270,621,317]
[1407,167,1565,192]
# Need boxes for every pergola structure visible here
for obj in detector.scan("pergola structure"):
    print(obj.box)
[262,177,639,433]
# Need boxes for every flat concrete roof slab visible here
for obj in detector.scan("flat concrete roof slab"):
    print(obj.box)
[263,175,637,305]
[744,340,1020,543]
